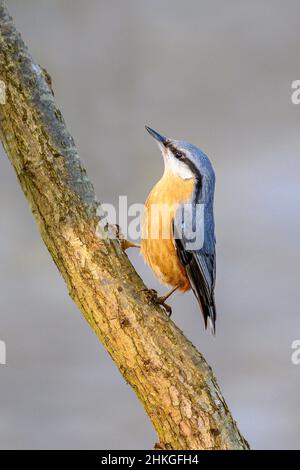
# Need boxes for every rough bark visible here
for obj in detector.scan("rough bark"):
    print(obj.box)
[0,1,249,450]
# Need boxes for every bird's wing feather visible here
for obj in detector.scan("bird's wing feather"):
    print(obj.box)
[172,205,217,333]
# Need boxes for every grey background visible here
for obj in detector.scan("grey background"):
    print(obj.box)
[0,0,299,449]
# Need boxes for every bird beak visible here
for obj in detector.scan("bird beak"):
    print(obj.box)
[145,126,168,146]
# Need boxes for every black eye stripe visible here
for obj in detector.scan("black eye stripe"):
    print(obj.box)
[165,141,203,200]
[167,144,184,159]
[167,143,202,185]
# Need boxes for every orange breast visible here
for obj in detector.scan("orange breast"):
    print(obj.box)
[141,170,195,291]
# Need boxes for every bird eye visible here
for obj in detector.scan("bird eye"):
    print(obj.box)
[175,151,184,160]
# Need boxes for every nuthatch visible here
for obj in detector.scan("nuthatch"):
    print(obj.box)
[140,126,217,333]
[124,127,217,333]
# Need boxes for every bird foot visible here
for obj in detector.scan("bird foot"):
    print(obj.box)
[142,288,172,317]
[120,240,141,250]
[113,224,140,250]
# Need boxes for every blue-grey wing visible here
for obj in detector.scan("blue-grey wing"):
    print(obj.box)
[173,204,217,333]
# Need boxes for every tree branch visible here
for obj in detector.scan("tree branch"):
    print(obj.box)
[0,1,249,450]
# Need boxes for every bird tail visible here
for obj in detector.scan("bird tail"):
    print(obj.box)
[207,304,217,335]
[198,296,217,335]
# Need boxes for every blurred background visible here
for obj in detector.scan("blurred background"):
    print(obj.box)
[0,0,299,450]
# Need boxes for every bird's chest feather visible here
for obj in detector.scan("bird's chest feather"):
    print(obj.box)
[141,171,195,290]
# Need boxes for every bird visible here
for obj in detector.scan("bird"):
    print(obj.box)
[140,126,217,333]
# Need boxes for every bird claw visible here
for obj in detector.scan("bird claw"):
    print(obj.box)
[112,224,140,250]
[120,240,141,250]
[141,288,172,317]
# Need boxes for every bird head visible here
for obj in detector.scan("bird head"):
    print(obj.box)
[145,126,215,184]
